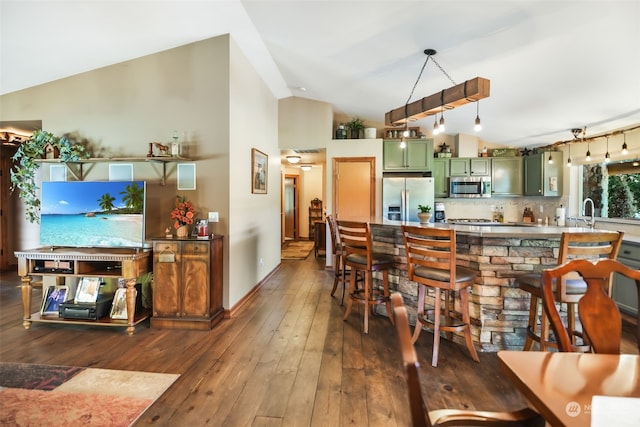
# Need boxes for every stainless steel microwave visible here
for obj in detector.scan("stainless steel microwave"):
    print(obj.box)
[449,176,491,198]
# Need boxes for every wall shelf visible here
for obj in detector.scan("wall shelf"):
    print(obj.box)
[35,156,192,185]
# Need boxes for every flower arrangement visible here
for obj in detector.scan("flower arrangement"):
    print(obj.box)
[171,195,195,229]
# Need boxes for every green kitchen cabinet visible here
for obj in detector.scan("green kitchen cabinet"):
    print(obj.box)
[383,139,433,171]
[449,157,491,176]
[524,152,563,196]
[491,157,523,196]
[433,158,450,197]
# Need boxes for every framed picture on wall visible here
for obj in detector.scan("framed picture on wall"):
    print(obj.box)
[252,148,268,194]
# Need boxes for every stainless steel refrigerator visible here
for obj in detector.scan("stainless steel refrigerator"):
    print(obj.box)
[382,176,435,222]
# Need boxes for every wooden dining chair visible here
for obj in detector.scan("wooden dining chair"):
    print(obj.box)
[327,215,347,304]
[517,230,623,351]
[337,220,395,334]
[401,225,478,367]
[391,293,545,427]
[542,258,640,354]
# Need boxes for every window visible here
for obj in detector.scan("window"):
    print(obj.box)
[583,160,640,219]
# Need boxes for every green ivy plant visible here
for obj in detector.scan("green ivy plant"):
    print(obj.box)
[418,204,432,213]
[10,130,89,223]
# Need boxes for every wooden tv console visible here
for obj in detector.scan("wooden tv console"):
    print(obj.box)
[15,246,152,335]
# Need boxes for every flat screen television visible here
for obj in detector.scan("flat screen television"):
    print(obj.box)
[40,181,147,248]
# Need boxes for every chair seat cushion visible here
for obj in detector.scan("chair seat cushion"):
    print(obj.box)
[516,273,587,296]
[346,253,394,267]
[413,265,475,284]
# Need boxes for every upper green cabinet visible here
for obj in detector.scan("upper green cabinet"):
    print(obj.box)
[449,157,491,176]
[383,139,434,171]
[433,158,450,198]
[524,152,563,196]
[491,157,523,196]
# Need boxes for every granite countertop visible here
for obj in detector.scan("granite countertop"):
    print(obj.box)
[374,218,595,238]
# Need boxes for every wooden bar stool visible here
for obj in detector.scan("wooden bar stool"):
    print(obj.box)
[517,230,623,351]
[327,215,348,304]
[401,225,479,367]
[337,220,394,334]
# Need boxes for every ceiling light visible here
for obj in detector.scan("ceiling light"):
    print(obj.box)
[300,164,312,171]
[567,142,572,167]
[548,152,553,164]
[622,133,628,155]
[433,117,439,135]
[474,101,482,132]
[386,48,489,131]
[604,136,610,163]
[286,155,301,164]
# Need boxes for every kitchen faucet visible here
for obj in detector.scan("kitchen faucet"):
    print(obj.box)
[582,197,595,228]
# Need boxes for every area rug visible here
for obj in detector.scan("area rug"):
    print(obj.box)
[281,240,315,260]
[0,362,179,427]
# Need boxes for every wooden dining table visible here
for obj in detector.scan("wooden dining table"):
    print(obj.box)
[498,351,640,427]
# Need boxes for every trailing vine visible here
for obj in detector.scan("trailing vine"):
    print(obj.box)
[10,130,89,223]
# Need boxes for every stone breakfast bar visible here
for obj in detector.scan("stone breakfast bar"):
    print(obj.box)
[364,220,601,352]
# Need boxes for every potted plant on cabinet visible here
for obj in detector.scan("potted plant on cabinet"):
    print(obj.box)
[417,204,432,224]
[346,117,365,139]
[10,130,89,223]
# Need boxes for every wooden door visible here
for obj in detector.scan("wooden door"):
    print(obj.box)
[283,175,298,239]
[181,242,210,318]
[152,241,181,317]
[333,157,375,220]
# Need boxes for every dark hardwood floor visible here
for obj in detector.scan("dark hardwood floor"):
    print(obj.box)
[1,255,636,426]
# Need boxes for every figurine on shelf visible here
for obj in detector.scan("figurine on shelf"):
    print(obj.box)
[165,227,173,238]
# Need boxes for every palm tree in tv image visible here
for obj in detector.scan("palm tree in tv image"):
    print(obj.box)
[98,193,116,213]
[119,182,144,214]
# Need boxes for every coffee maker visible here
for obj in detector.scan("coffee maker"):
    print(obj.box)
[434,202,446,223]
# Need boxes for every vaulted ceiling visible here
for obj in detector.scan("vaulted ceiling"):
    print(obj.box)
[2,1,639,148]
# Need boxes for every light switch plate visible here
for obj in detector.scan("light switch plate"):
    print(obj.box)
[208,211,219,222]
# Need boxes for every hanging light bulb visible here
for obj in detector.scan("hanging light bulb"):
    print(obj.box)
[474,101,482,132]
[622,133,628,155]
[433,116,440,135]
[604,136,610,163]
[439,106,445,132]
[548,152,554,164]
[583,127,591,161]
[400,138,406,149]
[567,143,572,167]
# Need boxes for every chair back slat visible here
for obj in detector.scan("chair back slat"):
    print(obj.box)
[402,226,457,288]
[556,231,623,300]
[336,220,372,266]
[542,258,640,353]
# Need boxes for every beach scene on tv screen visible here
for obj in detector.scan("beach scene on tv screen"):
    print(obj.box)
[40,181,145,247]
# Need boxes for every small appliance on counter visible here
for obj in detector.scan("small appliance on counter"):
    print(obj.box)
[434,202,446,223]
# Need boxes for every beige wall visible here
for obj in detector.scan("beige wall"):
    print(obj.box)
[0,35,281,309]
[278,97,332,149]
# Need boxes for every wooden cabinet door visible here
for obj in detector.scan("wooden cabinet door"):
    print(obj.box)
[383,140,405,170]
[181,242,210,318]
[449,158,469,176]
[492,157,523,196]
[433,158,450,197]
[152,242,180,317]
[405,139,433,171]
[524,154,543,196]
[470,158,491,176]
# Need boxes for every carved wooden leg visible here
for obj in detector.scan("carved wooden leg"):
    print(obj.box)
[125,278,137,335]
[20,275,33,329]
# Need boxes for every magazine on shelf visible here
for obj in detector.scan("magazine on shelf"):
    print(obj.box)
[110,288,132,320]
[41,286,69,315]
[74,277,101,304]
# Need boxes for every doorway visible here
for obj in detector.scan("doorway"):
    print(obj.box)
[283,174,299,240]
[333,157,376,219]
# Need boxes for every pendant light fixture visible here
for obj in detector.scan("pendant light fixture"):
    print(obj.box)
[548,152,554,164]
[474,101,482,132]
[604,136,610,163]
[286,155,301,164]
[569,128,582,167]
[584,127,591,161]
[386,49,490,135]
[622,133,628,155]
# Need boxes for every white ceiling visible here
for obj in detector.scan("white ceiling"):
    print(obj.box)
[2,0,639,149]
